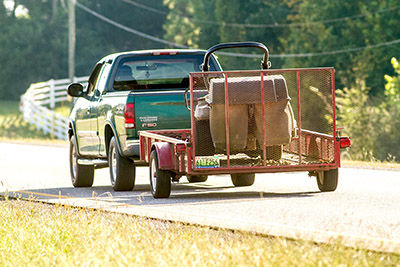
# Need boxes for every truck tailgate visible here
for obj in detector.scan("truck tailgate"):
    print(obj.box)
[132,90,190,131]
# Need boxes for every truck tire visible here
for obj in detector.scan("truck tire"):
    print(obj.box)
[316,168,338,192]
[149,150,171,198]
[231,173,255,187]
[187,175,208,183]
[69,136,94,187]
[108,136,136,191]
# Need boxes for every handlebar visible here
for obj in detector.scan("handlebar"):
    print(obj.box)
[202,42,271,72]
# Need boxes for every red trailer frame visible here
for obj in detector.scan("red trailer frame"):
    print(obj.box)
[139,68,350,179]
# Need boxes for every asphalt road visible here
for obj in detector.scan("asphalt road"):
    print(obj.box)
[1,142,399,253]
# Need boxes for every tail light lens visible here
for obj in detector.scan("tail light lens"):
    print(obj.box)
[175,143,186,153]
[124,103,135,129]
[339,137,351,148]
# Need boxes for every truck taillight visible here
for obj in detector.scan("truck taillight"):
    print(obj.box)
[124,103,135,129]
[339,137,351,149]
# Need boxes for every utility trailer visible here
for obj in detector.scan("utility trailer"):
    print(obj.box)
[138,42,351,198]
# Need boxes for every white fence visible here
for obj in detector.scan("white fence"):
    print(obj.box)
[20,76,89,140]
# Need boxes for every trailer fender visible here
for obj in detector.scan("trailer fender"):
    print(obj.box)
[152,142,176,170]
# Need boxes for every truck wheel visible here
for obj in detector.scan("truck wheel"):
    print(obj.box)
[316,169,338,192]
[149,150,171,198]
[231,173,255,187]
[69,136,94,187]
[187,175,208,183]
[108,136,135,191]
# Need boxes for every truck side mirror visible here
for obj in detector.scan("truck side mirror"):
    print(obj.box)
[67,83,84,97]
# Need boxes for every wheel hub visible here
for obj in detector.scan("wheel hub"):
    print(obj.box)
[72,144,77,180]
[151,158,157,192]
[111,148,117,185]
[318,171,324,185]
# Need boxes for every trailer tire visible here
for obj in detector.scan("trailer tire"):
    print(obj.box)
[69,136,94,187]
[231,173,255,187]
[316,168,338,192]
[108,136,136,191]
[187,175,208,183]
[149,150,171,198]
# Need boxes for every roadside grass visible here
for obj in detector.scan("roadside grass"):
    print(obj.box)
[0,199,398,266]
[0,100,68,144]
[54,104,71,117]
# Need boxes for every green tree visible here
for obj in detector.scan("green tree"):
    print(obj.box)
[336,57,400,162]
[214,0,290,70]
[0,1,68,100]
[0,0,167,100]
[375,57,400,160]
[74,0,168,75]
[283,0,400,94]
[163,0,199,48]
[163,0,290,70]
[336,81,379,161]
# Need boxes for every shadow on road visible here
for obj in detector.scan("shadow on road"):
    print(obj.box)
[4,181,321,206]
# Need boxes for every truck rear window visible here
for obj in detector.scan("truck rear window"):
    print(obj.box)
[113,54,219,90]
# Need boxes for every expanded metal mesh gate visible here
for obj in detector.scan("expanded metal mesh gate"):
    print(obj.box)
[189,68,338,173]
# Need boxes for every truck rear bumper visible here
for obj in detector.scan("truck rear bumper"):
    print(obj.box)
[123,139,140,157]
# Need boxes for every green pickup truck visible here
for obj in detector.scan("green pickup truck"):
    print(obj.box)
[67,49,221,191]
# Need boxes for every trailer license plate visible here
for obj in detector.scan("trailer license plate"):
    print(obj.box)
[195,156,220,168]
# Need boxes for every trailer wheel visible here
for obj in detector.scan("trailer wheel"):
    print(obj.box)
[187,175,208,183]
[69,136,94,187]
[231,173,255,187]
[149,150,171,198]
[316,169,338,192]
[108,136,136,191]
